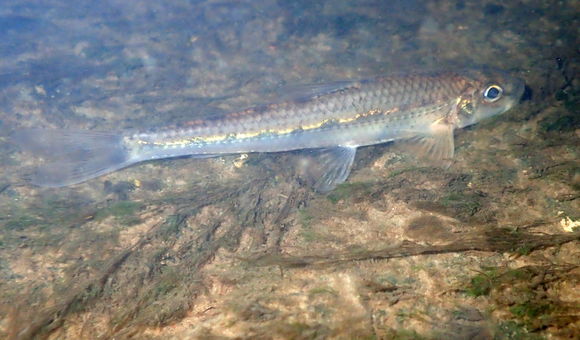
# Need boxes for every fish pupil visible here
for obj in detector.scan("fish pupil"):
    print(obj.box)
[484,85,502,101]
[487,88,500,98]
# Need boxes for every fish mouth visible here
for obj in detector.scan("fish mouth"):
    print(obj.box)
[499,74,525,110]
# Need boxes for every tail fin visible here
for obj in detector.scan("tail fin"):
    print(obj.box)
[11,129,132,187]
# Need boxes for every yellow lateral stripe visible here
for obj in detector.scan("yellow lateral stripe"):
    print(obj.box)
[301,119,330,131]
[137,108,392,146]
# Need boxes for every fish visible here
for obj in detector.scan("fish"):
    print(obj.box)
[11,69,524,191]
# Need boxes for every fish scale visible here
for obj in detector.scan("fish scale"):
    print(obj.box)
[13,69,524,189]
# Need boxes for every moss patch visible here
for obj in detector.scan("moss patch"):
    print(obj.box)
[466,265,578,335]
[93,201,144,225]
[326,182,374,204]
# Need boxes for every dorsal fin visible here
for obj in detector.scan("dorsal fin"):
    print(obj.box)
[278,80,361,102]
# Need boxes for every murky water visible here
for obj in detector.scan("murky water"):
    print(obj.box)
[0,1,577,339]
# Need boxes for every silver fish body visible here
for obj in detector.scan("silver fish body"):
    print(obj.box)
[13,69,524,190]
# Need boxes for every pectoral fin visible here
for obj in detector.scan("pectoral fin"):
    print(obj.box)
[397,121,455,167]
[298,146,357,193]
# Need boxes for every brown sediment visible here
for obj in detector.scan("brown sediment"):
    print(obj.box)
[0,0,578,339]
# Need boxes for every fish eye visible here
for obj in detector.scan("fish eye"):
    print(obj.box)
[483,84,503,102]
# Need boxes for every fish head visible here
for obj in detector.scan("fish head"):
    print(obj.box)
[455,70,525,128]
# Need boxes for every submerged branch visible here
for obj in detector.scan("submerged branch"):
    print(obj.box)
[247,229,580,268]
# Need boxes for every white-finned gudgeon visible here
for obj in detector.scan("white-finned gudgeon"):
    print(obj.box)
[12,69,524,191]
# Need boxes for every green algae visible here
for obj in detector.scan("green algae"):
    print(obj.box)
[297,209,324,242]
[93,200,144,226]
[465,268,498,297]
[4,215,43,231]
[387,329,428,340]
[387,166,431,179]
[493,321,545,340]
[440,192,482,217]
[308,286,338,298]
[466,265,578,335]
[326,181,374,204]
